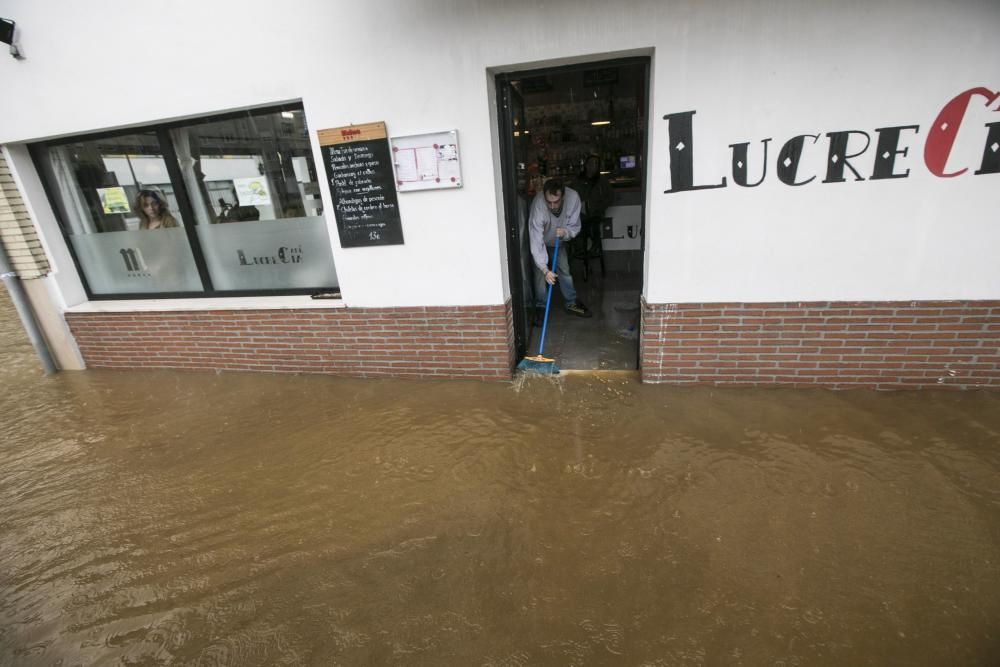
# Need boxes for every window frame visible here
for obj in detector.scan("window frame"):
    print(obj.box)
[29,101,337,301]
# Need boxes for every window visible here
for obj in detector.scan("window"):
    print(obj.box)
[38,131,203,295]
[33,103,338,299]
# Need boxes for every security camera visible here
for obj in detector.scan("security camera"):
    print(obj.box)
[0,18,24,60]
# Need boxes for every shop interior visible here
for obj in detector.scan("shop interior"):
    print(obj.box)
[500,59,648,371]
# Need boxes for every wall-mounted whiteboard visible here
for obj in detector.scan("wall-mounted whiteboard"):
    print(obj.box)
[390,130,463,192]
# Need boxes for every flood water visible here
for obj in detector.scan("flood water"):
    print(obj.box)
[1,292,999,666]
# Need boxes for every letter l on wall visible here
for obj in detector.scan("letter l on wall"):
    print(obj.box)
[664,111,727,193]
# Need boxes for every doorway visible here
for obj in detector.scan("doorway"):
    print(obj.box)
[497,57,649,370]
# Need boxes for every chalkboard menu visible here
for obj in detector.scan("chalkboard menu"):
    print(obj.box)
[318,121,404,248]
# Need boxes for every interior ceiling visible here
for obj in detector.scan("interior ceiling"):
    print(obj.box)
[514,64,643,107]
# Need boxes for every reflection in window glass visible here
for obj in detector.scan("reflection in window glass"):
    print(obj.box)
[171,107,338,291]
[171,108,323,224]
[39,133,203,295]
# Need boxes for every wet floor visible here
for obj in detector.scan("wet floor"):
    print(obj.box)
[527,250,642,371]
[1,291,999,666]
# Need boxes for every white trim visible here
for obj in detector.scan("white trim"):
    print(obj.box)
[3,98,305,145]
[66,295,346,314]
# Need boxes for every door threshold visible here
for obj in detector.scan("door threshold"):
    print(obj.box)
[557,369,639,379]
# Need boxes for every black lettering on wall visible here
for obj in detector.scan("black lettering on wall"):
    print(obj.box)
[664,111,727,194]
[974,122,1000,175]
[870,125,919,180]
[730,138,771,187]
[777,134,819,186]
[823,130,871,183]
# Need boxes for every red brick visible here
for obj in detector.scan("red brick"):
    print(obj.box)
[68,303,514,382]
[639,298,1000,389]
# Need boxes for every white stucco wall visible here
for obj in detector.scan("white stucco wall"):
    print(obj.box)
[0,0,997,308]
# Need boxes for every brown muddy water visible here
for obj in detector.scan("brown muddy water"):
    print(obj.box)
[1,293,999,666]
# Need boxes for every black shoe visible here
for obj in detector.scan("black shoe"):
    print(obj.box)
[566,301,592,318]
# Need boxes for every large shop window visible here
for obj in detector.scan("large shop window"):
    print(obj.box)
[32,104,338,299]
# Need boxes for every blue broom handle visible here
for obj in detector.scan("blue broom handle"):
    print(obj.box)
[537,236,560,356]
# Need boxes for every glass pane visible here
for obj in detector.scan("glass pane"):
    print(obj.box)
[41,133,204,295]
[195,217,338,291]
[70,229,203,294]
[170,107,336,292]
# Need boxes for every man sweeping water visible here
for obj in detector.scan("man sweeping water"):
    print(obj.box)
[528,179,592,323]
[517,178,592,375]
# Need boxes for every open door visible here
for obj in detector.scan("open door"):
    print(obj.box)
[497,58,649,371]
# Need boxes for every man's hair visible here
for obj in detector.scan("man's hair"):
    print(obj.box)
[542,178,564,198]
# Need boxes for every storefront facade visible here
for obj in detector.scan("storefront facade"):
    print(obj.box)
[1,0,997,387]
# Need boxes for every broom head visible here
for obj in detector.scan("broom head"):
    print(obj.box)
[517,354,560,375]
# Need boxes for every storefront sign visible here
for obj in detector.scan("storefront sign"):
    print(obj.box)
[664,87,1000,194]
[318,121,404,248]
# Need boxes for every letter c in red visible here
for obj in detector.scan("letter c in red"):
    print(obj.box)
[924,87,1000,177]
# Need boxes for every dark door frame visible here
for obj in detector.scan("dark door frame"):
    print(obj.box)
[495,75,529,360]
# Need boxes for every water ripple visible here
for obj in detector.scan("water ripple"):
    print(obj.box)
[1,293,999,665]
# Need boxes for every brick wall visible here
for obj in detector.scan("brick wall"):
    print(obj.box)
[641,300,1000,389]
[0,152,50,279]
[66,303,514,381]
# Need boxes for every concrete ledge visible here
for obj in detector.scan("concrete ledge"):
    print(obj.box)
[65,295,348,313]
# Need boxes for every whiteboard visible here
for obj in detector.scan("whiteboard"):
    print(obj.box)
[390,130,463,192]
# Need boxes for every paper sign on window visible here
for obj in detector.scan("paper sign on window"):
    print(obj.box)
[233,176,273,206]
[97,186,131,214]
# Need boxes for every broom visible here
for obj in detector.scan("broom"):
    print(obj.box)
[517,236,560,375]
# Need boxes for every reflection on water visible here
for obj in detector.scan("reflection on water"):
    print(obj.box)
[1,290,999,666]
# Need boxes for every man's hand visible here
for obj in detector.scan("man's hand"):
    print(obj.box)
[555,227,568,239]
[544,270,557,285]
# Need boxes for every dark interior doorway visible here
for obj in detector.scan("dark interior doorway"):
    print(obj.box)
[497,57,649,370]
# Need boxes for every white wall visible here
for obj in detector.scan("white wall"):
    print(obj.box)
[644,1,1000,302]
[1,0,997,308]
